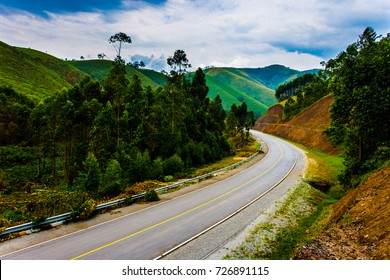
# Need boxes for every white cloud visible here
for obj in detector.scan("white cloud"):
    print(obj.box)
[0,0,389,70]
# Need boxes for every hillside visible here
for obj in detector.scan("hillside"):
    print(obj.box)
[253,95,338,154]
[295,164,390,259]
[205,73,270,117]
[68,60,163,90]
[0,41,83,102]
[240,64,319,90]
[204,66,319,118]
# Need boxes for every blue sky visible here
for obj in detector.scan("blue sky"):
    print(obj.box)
[0,0,389,71]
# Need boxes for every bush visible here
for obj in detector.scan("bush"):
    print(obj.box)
[77,152,101,193]
[164,175,173,182]
[163,154,184,175]
[100,159,122,197]
[150,157,164,180]
[73,199,97,220]
[144,189,160,202]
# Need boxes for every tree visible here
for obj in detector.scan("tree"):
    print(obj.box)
[127,61,145,69]
[78,152,101,193]
[167,49,192,74]
[109,32,132,63]
[325,28,390,184]
[97,53,106,59]
[101,159,122,197]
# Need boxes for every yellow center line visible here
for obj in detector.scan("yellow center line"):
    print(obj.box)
[71,142,283,260]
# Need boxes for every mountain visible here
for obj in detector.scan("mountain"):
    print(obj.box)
[240,64,319,90]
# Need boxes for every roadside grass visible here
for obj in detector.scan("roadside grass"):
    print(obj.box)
[183,136,260,179]
[224,140,345,260]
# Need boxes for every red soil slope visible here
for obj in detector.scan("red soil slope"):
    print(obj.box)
[295,165,390,259]
[254,95,339,154]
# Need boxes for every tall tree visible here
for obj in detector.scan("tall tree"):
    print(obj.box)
[167,49,192,74]
[109,32,132,63]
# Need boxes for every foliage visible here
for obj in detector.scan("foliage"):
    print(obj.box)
[277,74,329,120]
[144,189,160,202]
[167,49,192,74]
[275,73,316,101]
[101,159,123,197]
[108,32,132,63]
[0,51,234,204]
[324,28,390,185]
[73,199,97,220]
[163,154,185,176]
[226,102,255,146]
[76,152,101,192]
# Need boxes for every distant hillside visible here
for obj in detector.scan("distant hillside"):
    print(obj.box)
[204,69,271,117]
[0,41,83,102]
[254,95,339,154]
[204,66,319,118]
[68,60,163,90]
[241,65,319,90]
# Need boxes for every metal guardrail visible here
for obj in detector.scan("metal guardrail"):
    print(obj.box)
[0,151,259,237]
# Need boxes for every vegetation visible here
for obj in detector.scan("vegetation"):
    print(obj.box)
[0,42,83,102]
[276,73,329,120]
[275,27,390,187]
[324,27,390,186]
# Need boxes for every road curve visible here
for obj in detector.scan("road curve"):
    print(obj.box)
[1,131,305,260]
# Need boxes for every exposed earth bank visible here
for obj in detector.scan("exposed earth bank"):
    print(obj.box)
[253,95,339,155]
[253,96,389,260]
[295,165,390,259]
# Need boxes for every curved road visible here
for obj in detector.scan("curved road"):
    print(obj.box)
[1,131,305,260]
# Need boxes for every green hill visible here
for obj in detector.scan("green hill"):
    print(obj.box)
[68,60,163,90]
[0,41,84,102]
[204,69,271,117]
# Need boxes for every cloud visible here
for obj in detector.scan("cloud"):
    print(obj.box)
[0,0,389,71]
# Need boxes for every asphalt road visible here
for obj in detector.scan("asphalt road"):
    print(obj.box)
[1,131,304,260]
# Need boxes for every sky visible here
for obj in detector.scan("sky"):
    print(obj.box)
[0,0,389,71]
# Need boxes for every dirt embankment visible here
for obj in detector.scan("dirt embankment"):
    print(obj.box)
[295,165,390,260]
[255,95,389,260]
[254,95,339,154]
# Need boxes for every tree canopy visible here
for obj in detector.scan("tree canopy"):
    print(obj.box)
[325,27,390,185]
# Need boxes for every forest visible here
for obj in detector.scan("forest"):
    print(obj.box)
[0,50,255,226]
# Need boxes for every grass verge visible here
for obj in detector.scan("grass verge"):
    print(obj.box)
[224,142,345,260]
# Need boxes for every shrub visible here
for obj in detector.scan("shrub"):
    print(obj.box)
[74,199,97,220]
[164,175,173,182]
[163,154,184,175]
[144,189,160,202]
[100,159,122,197]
